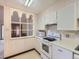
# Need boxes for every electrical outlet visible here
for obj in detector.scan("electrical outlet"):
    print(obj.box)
[65,34,70,38]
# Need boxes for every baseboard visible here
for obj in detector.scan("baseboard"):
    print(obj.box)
[34,49,41,55]
[4,48,40,59]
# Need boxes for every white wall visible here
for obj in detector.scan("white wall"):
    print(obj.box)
[0,0,5,6]
[4,5,37,57]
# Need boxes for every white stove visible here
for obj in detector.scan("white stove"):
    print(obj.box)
[41,32,61,59]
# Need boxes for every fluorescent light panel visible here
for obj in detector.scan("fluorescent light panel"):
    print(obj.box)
[25,0,33,7]
[28,0,33,7]
[25,0,29,6]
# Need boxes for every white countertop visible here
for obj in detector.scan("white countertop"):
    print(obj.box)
[51,39,79,55]
[35,36,79,54]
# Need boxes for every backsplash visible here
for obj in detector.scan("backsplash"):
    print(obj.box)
[45,24,57,33]
[61,31,79,40]
[45,24,79,40]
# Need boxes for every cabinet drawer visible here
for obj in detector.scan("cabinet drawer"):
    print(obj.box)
[53,45,71,53]
[52,45,73,59]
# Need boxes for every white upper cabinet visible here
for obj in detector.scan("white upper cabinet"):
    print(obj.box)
[37,15,46,30]
[45,11,57,25]
[37,11,57,30]
[57,1,79,30]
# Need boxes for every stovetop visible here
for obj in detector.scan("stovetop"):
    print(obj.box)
[43,37,56,41]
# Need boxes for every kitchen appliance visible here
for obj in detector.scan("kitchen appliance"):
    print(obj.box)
[37,30,46,38]
[41,32,61,59]
[41,40,52,58]
[44,32,61,42]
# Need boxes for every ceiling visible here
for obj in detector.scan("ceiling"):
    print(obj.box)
[5,0,57,14]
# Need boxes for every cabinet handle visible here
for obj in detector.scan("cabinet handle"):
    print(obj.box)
[58,49,63,52]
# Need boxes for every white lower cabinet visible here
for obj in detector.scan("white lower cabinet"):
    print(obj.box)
[52,45,73,59]
[41,53,50,59]
[74,54,79,59]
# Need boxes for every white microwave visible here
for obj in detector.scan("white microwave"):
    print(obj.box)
[37,30,46,38]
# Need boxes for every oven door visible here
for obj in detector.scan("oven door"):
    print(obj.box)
[42,43,49,53]
[41,42,52,58]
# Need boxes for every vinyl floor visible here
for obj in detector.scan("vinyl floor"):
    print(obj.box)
[10,50,42,59]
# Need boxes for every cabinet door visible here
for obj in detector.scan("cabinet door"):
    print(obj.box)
[45,11,57,25]
[37,17,45,30]
[74,54,79,59]
[34,38,42,52]
[57,2,76,30]
[52,45,73,59]
[37,11,57,30]
[41,53,50,59]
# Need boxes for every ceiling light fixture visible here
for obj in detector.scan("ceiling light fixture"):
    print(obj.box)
[25,0,29,6]
[27,0,33,7]
[25,0,33,7]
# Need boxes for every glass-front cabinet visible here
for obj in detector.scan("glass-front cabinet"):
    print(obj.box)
[11,10,33,38]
